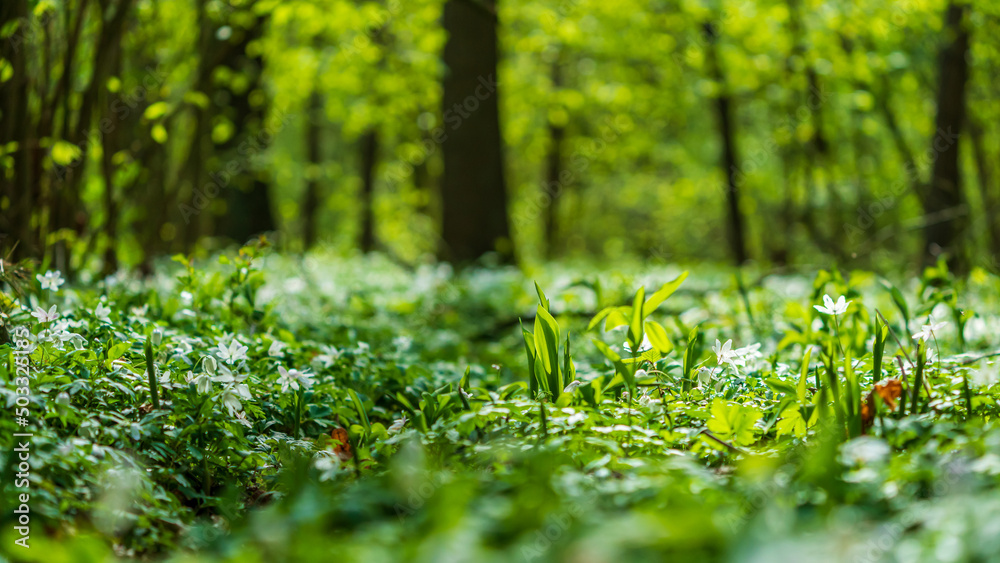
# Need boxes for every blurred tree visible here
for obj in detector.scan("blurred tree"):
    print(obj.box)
[544,56,565,259]
[702,19,747,265]
[922,0,970,271]
[439,0,511,263]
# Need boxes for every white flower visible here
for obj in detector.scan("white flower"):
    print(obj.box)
[393,335,413,352]
[191,372,213,394]
[94,301,112,321]
[277,366,314,393]
[563,380,583,393]
[217,339,248,365]
[233,410,252,428]
[313,345,341,369]
[388,416,408,434]
[268,340,287,357]
[220,386,244,416]
[315,451,341,481]
[634,368,649,379]
[151,329,163,347]
[696,367,713,386]
[623,334,653,354]
[713,339,733,365]
[203,355,218,375]
[37,270,64,291]
[158,370,181,391]
[814,294,851,316]
[31,305,59,323]
[913,321,948,343]
[840,437,890,466]
[55,392,71,407]
[131,304,150,322]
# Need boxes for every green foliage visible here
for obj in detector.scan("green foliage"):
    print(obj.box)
[7,250,1000,560]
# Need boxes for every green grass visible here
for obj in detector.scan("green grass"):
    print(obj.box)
[3,247,1000,562]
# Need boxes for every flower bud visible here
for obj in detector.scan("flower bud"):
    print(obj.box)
[203,355,217,374]
[151,329,163,347]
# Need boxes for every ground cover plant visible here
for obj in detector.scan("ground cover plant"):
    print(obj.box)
[5,244,1000,562]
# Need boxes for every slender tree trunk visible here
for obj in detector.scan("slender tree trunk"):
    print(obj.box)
[303,88,323,250]
[703,21,747,265]
[0,0,35,260]
[101,43,123,276]
[218,14,276,243]
[439,0,512,264]
[968,117,1000,256]
[922,1,969,271]
[544,61,565,259]
[358,129,379,253]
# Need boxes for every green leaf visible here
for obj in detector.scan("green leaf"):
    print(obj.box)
[707,399,761,447]
[347,389,371,435]
[644,320,674,355]
[873,317,888,383]
[627,287,645,353]
[643,271,688,313]
[107,341,130,362]
[797,345,813,403]
[51,140,82,166]
[776,406,807,437]
[534,306,561,380]
[534,281,550,311]
[765,377,797,396]
[520,320,539,396]
[144,101,170,120]
[591,338,621,363]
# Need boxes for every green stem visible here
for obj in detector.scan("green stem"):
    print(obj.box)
[144,338,160,410]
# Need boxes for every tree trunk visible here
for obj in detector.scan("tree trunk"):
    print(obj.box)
[703,21,747,265]
[439,0,512,264]
[358,129,379,253]
[968,117,1000,256]
[217,14,276,244]
[303,88,323,250]
[544,59,565,259]
[0,0,35,260]
[922,1,969,271]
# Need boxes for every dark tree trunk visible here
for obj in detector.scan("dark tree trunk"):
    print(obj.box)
[968,118,1000,257]
[358,129,379,253]
[217,14,276,244]
[439,0,512,264]
[703,21,747,265]
[922,1,969,271]
[544,60,565,259]
[0,0,35,260]
[303,88,323,250]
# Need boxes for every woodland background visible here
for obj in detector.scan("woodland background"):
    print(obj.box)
[0,0,995,275]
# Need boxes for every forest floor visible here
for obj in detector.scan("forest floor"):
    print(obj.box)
[4,246,1000,562]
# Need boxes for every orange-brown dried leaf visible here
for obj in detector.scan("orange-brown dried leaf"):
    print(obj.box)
[330,427,353,461]
[873,379,903,410]
[861,379,904,433]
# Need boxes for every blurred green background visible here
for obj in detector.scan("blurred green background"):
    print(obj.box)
[0,0,996,273]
